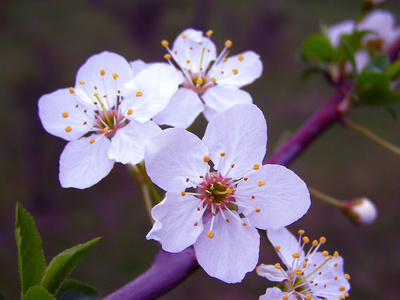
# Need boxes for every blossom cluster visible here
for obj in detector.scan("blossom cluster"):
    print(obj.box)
[38,27,355,296]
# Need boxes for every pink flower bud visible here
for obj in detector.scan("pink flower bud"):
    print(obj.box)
[343,198,378,225]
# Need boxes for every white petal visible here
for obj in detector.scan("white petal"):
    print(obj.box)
[327,20,355,48]
[236,164,310,230]
[108,120,161,165]
[259,287,291,300]
[256,264,289,282]
[266,227,304,269]
[202,104,267,179]
[130,59,151,77]
[201,85,253,121]
[75,51,133,109]
[212,51,263,88]
[145,128,209,191]
[59,136,114,189]
[194,213,260,283]
[152,88,204,128]
[146,192,204,253]
[38,88,91,141]
[122,64,181,122]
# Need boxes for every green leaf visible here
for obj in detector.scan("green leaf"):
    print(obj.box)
[301,34,337,63]
[364,55,390,74]
[356,72,391,92]
[386,59,400,80]
[41,237,101,294]
[55,280,99,300]
[22,285,56,300]
[358,88,400,105]
[15,203,46,295]
[340,38,357,76]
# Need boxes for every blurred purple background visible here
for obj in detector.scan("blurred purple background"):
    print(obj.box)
[1,0,400,299]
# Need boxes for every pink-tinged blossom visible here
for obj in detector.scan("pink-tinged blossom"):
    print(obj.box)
[38,51,180,189]
[343,197,378,225]
[151,29,263,128]
[257,227,351,300]
[145,104,310,283]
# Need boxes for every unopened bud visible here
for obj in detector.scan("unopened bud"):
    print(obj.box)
[343,197,378,225]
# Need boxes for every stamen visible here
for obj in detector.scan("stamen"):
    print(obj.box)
[206,30,213,37]
[161,40,169,47]
[65,126,72,132]
[345,274,350,280]
[127,109,133,115]
[274,263,281,269]
[181,191,186,196]
[207,231,214,238]
[203,155,210,162]
[224,40,232,48]
[220,152,225,157]
[62,112,69,118]
[164,54,171,59]
[238,55,244,61]
[90,138,95,144]
[78,80,85,85]
[253,164,260,170]
[255,208,261,213]
[112,73,119,79]
[258,181,265,187]
[136,91,143,97]
[232,68,238,75]
[100,69,105,76]
[69,87,75,94]
[181,33,187,39]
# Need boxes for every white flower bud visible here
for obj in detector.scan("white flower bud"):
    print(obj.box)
[343,197,378,225]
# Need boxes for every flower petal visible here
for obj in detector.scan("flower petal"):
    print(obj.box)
[256,264,289,282]
[236,164,310,230]
[146,192,204,253]
[75,51,133,110]
[59,136,114,189]
[212,51,263,88]
[38,88,91,141]
[194,213,260,283]
[327,20,355,48]
[266,227,304,269]
[108,120,161,165]
[259,287,292,300]
[122,64,181,122]
[202,103,267,179]
[145,128,209,191]
[152,88,204,128]
[202,85,253,121]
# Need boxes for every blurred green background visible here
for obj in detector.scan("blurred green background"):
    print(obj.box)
[1,0,400,299]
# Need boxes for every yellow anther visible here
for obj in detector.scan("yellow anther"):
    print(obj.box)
[65,126,72,132]
[181,191,186,196]
[220,70,224,74]
[345,274,350,280]
[295,269,302,275]
[339,286,346,292]
[220,152,225,157]
[322,250,329,257]
[302,262,307,268]
[253,164,260,170]
[258,181,265,187]
[127,109,133,115]
[232,68,239,75]
[339,296,345,300]
[283,295,289,300]
[181,33,187,39]
[223,58,228,62]
[78,80,85,85]
[226,188,232,193]
[186,60,190,64]
[305,295,312,300]
[344,292,349,297]
[100,69,105,76]
[334,276,338,280]
[238,55,244,61]
[112,73,119,79]
[334,263,338,267]
[62,112,69,118]
[298,229,305,235]
[211,77,216,83]
[274,263,281,269]
[224,40,232,48]
[203,155,210,162]
[103,127,109,134]
[136,91,143,97]
[242,223,247,226]
[89,138,95,144]
[161,40,169,47]
[333,251,339,257]
[292,253,300,259]
[196,78,202,85]
[194,222,198,226]
[207,231,214,238]
[69,87,75,94]
[319,236,326,244]
[303,236,310,243]
[312,240,318,246]
[206,30,213,37]
[255,208,261,213]
[164,54,171,59]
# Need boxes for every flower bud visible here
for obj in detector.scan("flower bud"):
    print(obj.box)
[343,198,378,225]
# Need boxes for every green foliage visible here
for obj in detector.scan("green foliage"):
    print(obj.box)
[386,59,400,80]
[55,280,99,300]
[21,286,56,300]
[300,34,337,63]
[364,55,390,74]
[356,72,400,105]
[41,238,101,294]
[15,203,46,295]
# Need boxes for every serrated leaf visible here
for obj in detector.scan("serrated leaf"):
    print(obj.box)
[41,237,101,294]
[22,285,56,300]
[386,59,400,80]
[301,34,337,63]
[55,280,99,300]
[15,203,46,295]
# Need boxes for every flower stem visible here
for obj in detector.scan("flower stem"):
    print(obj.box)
[135,163,162,204]
[344,118,400,156]
[308,186,345,209]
